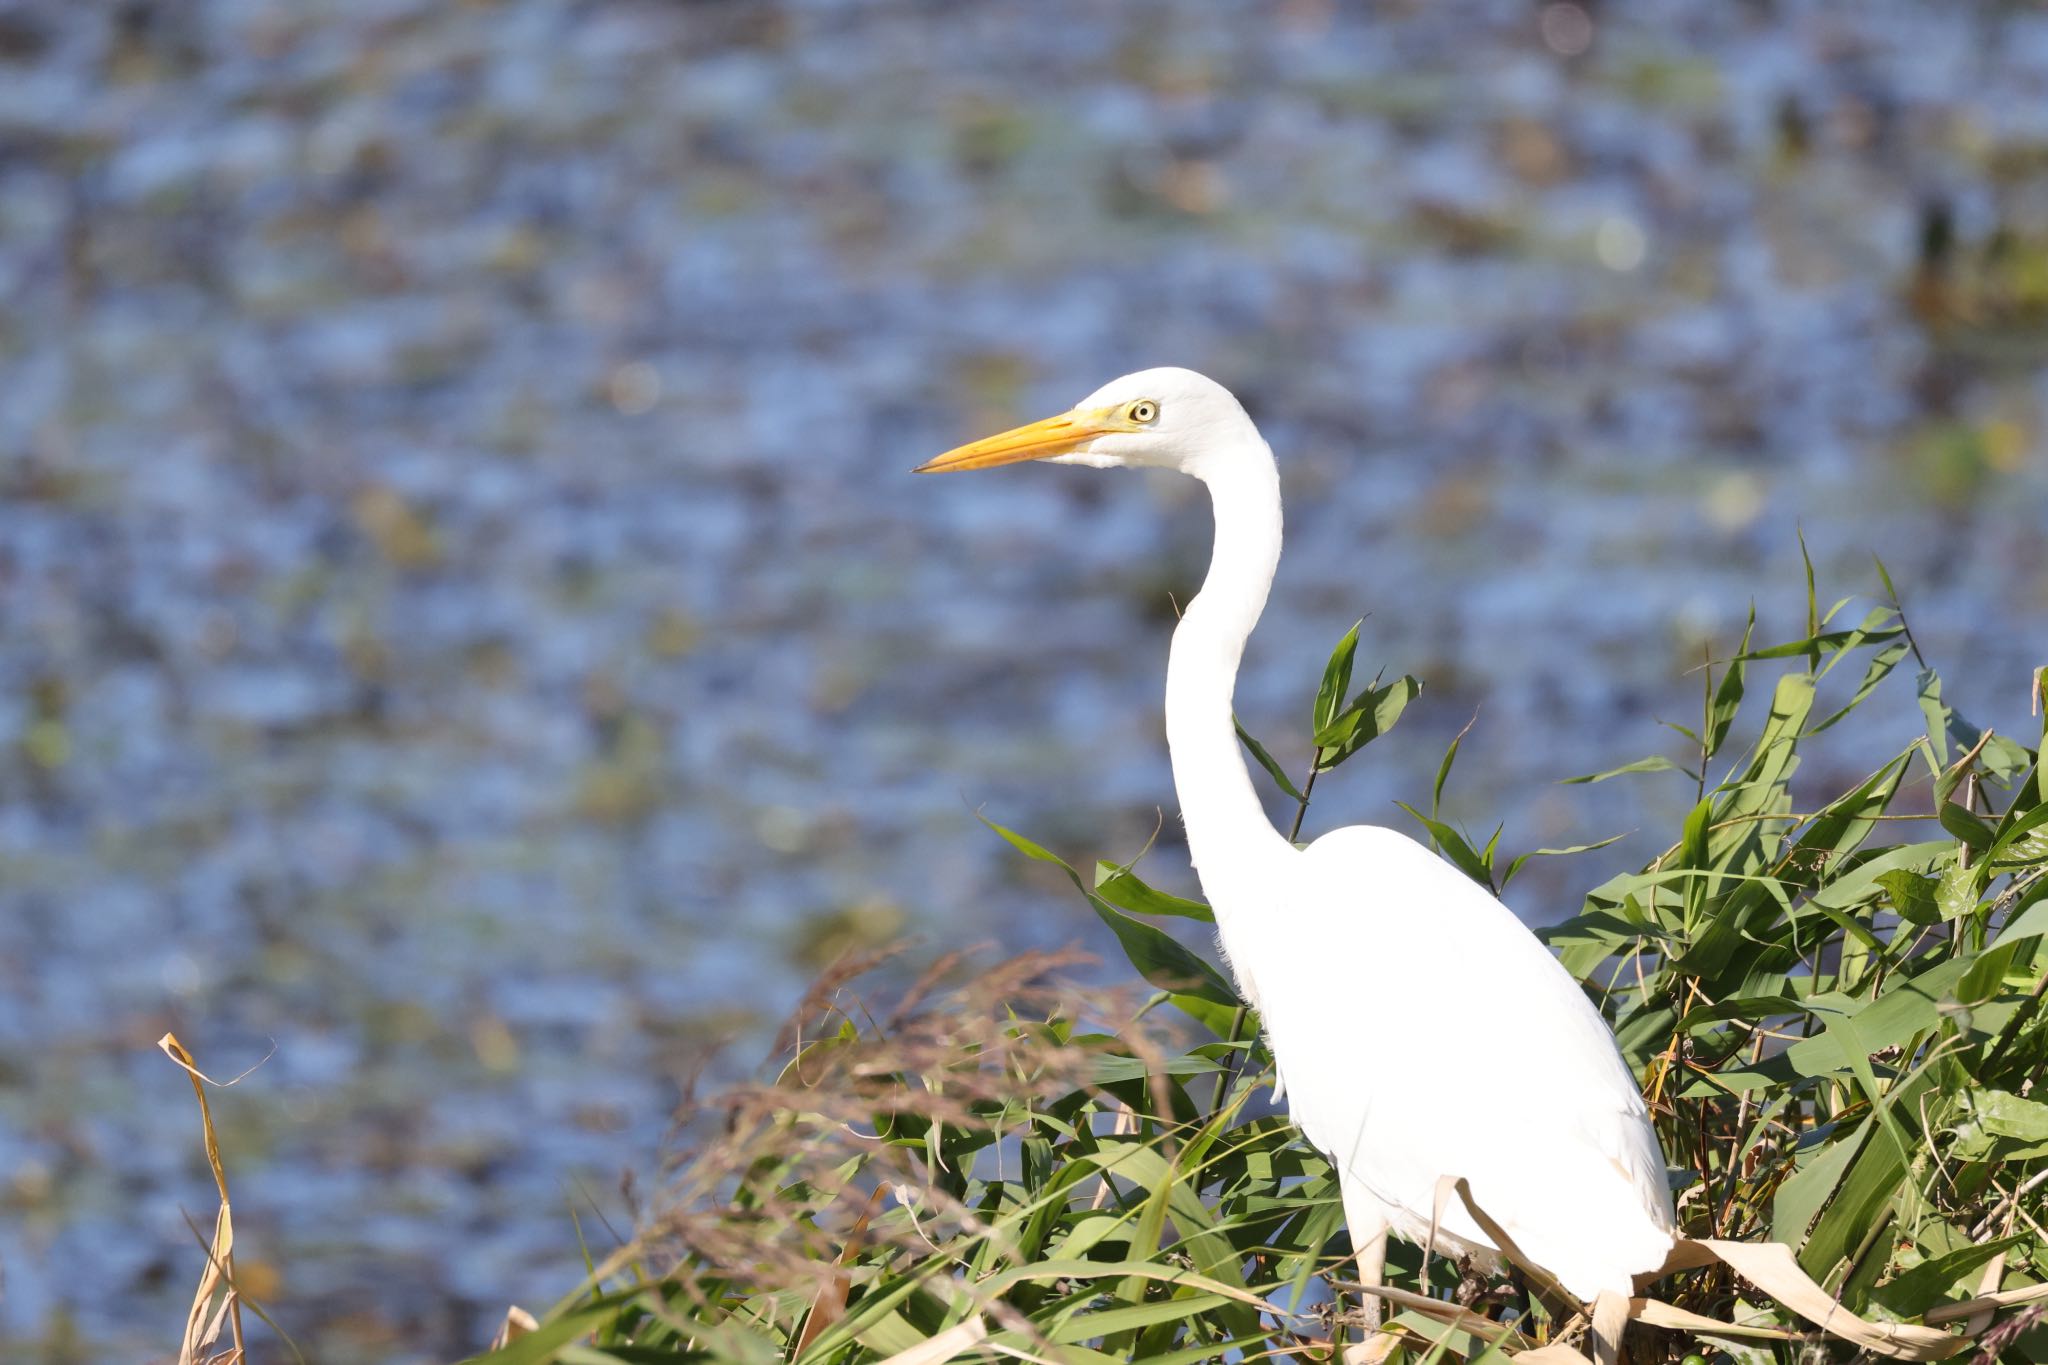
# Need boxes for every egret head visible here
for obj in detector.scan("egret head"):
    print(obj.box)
[915,367,1258,478]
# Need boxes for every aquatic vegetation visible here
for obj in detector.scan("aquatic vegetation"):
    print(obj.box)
[459,571,2048,1362]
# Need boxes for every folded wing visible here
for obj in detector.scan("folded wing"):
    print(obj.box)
[1242,824,1675,1300]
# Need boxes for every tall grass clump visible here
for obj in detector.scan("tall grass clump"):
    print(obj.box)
[464,570,2048,1364]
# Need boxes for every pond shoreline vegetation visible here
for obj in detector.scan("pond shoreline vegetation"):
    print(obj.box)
[171,566,2048,1363]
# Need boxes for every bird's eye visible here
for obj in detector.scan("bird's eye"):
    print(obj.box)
[1128,400,1159,424]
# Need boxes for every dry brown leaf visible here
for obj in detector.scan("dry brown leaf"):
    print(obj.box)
[1342,1331,1402,1365]
[1628,1296,1796,1341]
[1445,1179,2028,1360]
[1964,1242,2009,1338]
[1449,1177,1573,1307]
[1684,1238,1967,1360]
[871,1314,990,1365]
[794,1183,891,1355]
[488,1305,538,1350]
[1512,1346,1593,1364]
[1924,1281,2048,1327]
[1590,1290,1628,1365]
[1331,1279,1532,1350]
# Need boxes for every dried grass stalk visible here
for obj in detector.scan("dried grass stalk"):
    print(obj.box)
[159,1032,247,1365]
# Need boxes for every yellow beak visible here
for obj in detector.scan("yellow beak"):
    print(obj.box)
[914,407,1122,474]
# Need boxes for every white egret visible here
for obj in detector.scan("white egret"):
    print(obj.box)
[917,368,1676,1307]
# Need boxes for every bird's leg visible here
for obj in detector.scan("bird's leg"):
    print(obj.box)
[1339,1223,1395,1365]
[1340,1183,1391,1337]
[1353,1223,1389,1331]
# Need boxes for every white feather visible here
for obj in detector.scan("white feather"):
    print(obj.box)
[938,366,1678,1301]
[1266,825,1675,1297]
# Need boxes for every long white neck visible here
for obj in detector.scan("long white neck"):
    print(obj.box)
[1167,445,1297,920]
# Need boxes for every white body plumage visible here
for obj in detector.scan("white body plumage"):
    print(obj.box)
[919,366,1675,1301]
[1258,827,1675,1296]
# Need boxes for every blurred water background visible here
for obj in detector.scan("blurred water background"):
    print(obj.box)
[3,0,2047,1359]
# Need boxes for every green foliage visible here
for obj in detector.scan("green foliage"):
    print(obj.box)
[472,578,2048,1364]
